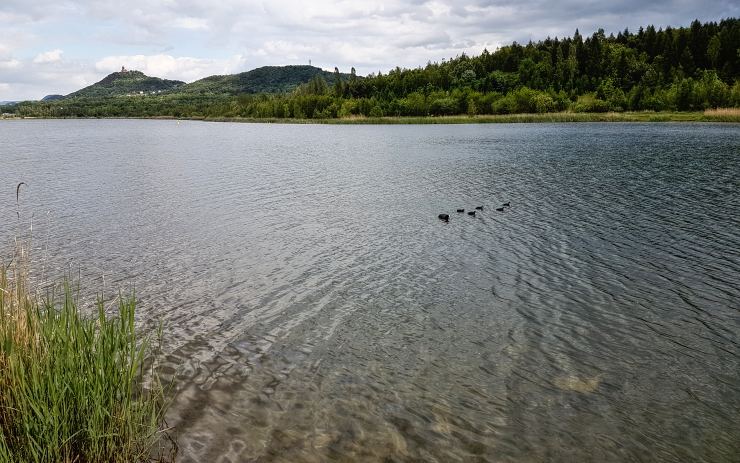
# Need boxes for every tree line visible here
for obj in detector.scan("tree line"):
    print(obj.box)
[5,18,739,119]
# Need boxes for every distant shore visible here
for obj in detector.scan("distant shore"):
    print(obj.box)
[2,110,739,124]
[204,110,740,124]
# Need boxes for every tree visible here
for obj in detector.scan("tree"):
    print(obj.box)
[9,18,740,120]
[333,67,344,97]
[707,35,721,67]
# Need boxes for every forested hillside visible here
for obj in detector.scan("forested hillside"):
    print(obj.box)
[67,70,185,98]
[180,65,352,94]
[230,18,739,118]
[4,19,738,119]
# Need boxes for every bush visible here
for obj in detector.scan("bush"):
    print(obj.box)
[640,91,670,111]
[429,97,459,115]
[492,94,516,114]
[573,94,610,112]
[596,78,627,111]
[489,87,559,114]
[549,90,571,111]
[477,92,502,114]
[668,78,696,110]
[0,243,173,462]
[695,71,730,108]
[731,81,740,107]
[398,92,427,116]
[531,93,555,113]
[368,105,384,117]
[338,99,359,117]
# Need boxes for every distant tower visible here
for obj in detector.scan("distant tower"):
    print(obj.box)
[309,59,311,66]
[121,66,127,73]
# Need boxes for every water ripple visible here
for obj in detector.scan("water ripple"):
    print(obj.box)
[0,120,738,462]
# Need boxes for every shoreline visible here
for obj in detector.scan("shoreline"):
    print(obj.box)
[2,111,738,124]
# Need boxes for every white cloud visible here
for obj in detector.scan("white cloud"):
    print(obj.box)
[0,59,22,70]
[0,0,738,99]
[0,44,10,58]
[95,54,249,82]
[0,52,101,100]
[170,17,209,30]
[33,49,63,64]
[253,41,321,61]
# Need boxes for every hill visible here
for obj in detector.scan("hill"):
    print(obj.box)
[180,65,352,95]
[6,19,739,120]
[42,95,64,101]
[67,70,184,98]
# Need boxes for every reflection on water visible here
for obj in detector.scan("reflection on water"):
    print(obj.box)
[1,120,738,462]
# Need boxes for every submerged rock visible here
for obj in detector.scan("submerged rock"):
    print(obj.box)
[554,374,603,393]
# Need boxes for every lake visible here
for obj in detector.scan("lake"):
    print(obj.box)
[1,119,738,462]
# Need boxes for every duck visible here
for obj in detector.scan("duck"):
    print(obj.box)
[475,206,483,210]
[496,207,505,212]
[502,202,510,207]
[438,214,450,222]
[456,208,465,213]
[468,211,476,216]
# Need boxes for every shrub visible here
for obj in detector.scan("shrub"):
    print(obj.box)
[531,93,555,113]
[429,97,459,115]
[368,105,384,117]
[0,245,173,462]
[573,94,610,112]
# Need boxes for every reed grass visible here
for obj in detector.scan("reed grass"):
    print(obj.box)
[0,240,174,462]
[201,110,739,124]
[703,107,740,122]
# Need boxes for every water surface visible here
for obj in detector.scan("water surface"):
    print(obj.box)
[1,120,738,462]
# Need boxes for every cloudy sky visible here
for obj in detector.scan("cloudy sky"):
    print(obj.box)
[1,0,737,100]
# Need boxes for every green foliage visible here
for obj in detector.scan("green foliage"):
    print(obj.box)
[68,70,184,98]
[489,87,560,114]
[429,96,459,115]
[6,19,739,120]
[0,262,172,462]
[179,65,351,95]
[596,78,628,110]
[298,75,330,95]
[398,92,428,116]
[573,94,611,112]
[731,80,740,106]
[368,105,384,117]
[695,70,730,108]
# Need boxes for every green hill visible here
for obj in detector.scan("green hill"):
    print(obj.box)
[180,65,352,95]
[10,18,737,119]
[67,70,184,98]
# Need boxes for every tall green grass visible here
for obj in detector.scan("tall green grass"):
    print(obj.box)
[0,244,174,462]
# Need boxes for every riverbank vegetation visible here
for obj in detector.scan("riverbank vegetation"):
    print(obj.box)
[2,18,738,121]
[197,109,739,124]
[702,107,740,121]
[0,242,173,462]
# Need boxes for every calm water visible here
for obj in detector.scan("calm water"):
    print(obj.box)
[1,120,738,462]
